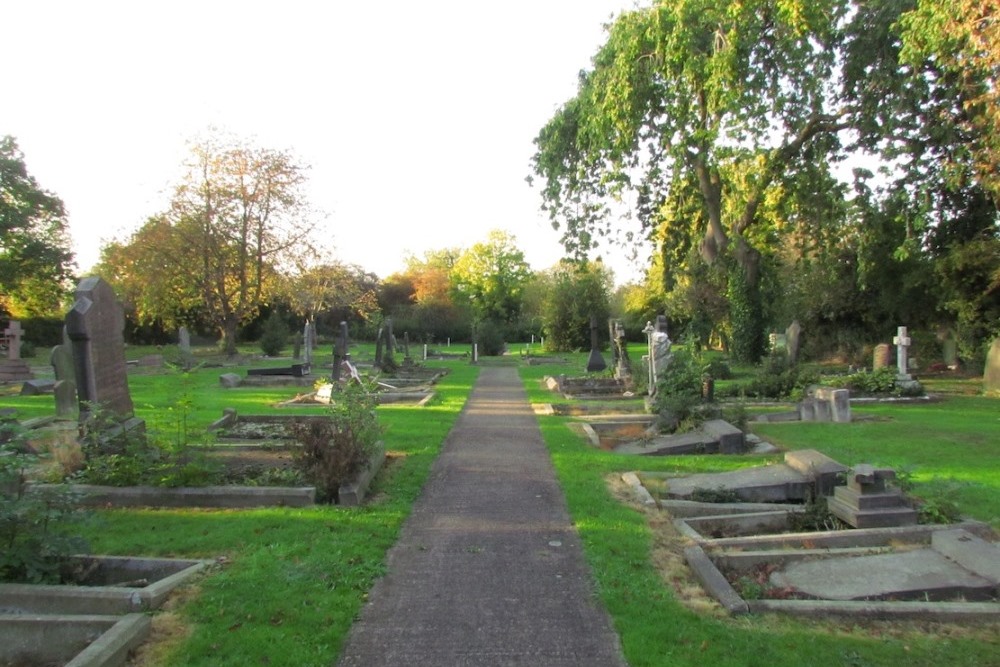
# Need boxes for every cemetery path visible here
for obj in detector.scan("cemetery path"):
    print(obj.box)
[336,365,628,667]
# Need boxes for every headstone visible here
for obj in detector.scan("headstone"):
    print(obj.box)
[611,320,631,384]
[873,343,891,370]
[51,328,77,419]
[178,326,194,369]
[4,320,23,359]
[0,320,34,381]
[219,373,242,388]
[892,326,912,379]
[303,321,314,367]
[827,464,918,528]
[585,316,607,373]
[984,337,1000,395]
[941,331,958,369]
[785,320,802,365]
[65,277,144,436]
[333,321,350,381]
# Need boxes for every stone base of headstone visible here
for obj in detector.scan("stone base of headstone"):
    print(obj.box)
[0,359,34,382]
[20,379,55,395]
[798,387,851,423]
[84,416,147,451]
[828,464,917,529]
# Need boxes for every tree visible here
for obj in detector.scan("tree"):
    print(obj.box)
[451,230,532,325]
[280,258,380,328]
[531,0,849,362]
[97,133,316,354]
[541,260,612,352]
[0,136,75,316]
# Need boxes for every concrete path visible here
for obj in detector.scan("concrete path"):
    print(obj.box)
[337,365,627,666]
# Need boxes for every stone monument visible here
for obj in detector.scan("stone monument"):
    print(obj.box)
[0,320,34,381]
[332,321,350,381]
[872,343,891,370]
[785,320,802,365]
[642,315,672,396]
[178,326,194,369]
[893,326,912,379]
[585,316,607,373]
[984,337,1000,395]
[65,277,145,440]
[50,328,77,419]
[611,319,632,385]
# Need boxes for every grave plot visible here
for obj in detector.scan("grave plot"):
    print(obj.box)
[0,556,208,667]
[573,414,778,456]
[623,451,1000,621]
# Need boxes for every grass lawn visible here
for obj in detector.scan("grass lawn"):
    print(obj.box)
[520,354,1000,667]
[1,346,997,665]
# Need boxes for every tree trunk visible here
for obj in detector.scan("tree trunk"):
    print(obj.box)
[222,315,239,357]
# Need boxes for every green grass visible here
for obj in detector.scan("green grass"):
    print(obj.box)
[2,356,478,666]
[4,348,999,665]
[521,359,1000,667]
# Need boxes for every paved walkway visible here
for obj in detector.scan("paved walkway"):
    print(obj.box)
[337,365,627,666]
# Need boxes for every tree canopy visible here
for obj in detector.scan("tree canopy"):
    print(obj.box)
[0,136,75,316]
[97,132,316,353]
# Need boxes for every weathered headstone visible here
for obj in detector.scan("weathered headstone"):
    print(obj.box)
[941,331,958,369]
[303,321,314,367]
[0,320,34,381]
[178,326,194,369]
[827,464,918,528]
[611,320,631,384]
[984,337,1000,395]
[51,328,77,419]
[332,321,350,381]
[65,276,144,438]
[785,320,802,365]
[873,343,891,370]
[585,316,607,373]
[893,326,912,379]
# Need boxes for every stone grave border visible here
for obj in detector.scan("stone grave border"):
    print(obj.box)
[622,477,999,621]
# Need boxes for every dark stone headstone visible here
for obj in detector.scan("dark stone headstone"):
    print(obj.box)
[585,315,607,373]
[65,277,144,435]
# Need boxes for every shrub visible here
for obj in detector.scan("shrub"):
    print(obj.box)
[0,422,90,583]
[744,352,817,399]
[701,358,733,380]
[289,380,383,503]
[652,349,704,431]
[259,311,289,357]
[475,319,506,356]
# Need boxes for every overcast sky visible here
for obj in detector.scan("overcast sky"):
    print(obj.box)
[5,0,650,283]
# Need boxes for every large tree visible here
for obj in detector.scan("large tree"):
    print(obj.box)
[451,230,532,325]
[0,136,75,316]
[98,133,316,354]
[532,0,849,361]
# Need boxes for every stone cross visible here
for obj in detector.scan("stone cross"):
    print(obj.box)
[3,321,23,360]
[892,326,911,378]
[585,315,607,372]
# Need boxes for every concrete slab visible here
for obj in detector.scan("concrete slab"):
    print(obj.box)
[771,549,996,601]
[933,529,1000,584]
[0,613,150,667]
[664,464,811,503]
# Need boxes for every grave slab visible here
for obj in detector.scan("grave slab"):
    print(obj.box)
[771,548,996,601]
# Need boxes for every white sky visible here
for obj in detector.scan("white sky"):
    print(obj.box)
[5,0,649,283]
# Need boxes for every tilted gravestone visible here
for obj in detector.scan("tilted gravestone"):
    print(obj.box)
[50,327,77,419]
[65,277,145,438]
[984,338,1000,395]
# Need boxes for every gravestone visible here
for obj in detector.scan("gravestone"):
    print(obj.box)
[642,316,673,396]
[0,320,34,381]
[585,316,607,373]
[374,317,396,371]
[984,337,1000,395]
[937,327,958,369]
[785,320,802,365]
[302,321,314,368]
[893,326,912,379]
[827,464,917,528]
[611,319,631,384]
[332,321,350,381]
[65,277,145,438]
[873,343,891,370]
[178,326,194,369]
[51,328,77,419]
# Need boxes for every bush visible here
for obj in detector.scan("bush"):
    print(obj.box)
[652,349,704,431]
[289,380,383,503]
[0,423,90,583]
[259,311,289,357]
[475,319,506,356]
[744,352,817,399]
[701,358,732,380]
